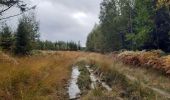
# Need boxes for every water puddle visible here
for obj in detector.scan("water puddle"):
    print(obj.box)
[68,66,81,99]
[86,65,112,91]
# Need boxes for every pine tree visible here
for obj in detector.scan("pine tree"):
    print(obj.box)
[0,25,13,51]
[15,15,39,55]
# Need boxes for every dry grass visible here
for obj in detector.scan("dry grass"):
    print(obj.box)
[0,51,170,99]
[80,53,170,99]
[0,51,86,100]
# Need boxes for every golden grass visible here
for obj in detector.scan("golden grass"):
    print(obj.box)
[0,51,170,99]
[0,51,86,100]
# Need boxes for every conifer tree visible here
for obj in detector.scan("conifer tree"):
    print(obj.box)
[0,25,13,51]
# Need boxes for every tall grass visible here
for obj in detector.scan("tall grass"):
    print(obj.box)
[0,51,169,99]
[0,51,85,100]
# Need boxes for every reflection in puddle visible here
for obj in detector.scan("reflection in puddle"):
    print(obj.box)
[68,66,81,99]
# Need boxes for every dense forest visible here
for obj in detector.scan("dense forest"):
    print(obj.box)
[86,0,170,53]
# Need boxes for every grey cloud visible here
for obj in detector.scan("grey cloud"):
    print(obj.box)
[3,0,102,47]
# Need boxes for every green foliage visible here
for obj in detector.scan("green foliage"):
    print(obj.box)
[86,25,104,52]
[14,14,39,55]
[0,25,14,51]
[86,0,170,52]
[99,0,122,52]
[127,0,154,49]
[87,0,133,52]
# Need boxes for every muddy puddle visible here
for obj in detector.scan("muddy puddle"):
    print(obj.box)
[68,65,112,100]
[68,66,81,99]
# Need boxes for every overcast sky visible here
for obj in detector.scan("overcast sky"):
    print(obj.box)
[1,0,102,47]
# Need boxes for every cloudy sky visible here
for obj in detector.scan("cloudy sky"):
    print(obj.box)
[1,0,102,47]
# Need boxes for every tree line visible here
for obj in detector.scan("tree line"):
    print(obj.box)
[0,15,81,55]
[36,40,81,51]
[86,0,170,53]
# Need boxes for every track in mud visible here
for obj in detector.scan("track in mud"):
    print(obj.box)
[68,65,112,99]
[68,64,170,100]
[85,65,112,91]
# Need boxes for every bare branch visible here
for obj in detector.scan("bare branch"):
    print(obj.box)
[0,5,36,21]
[0,3,16,14]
